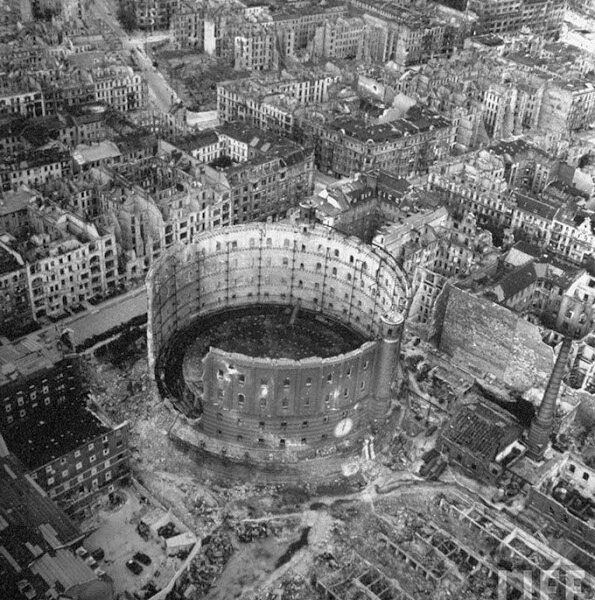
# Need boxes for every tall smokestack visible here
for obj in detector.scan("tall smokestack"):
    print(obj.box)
[526,337,572,461]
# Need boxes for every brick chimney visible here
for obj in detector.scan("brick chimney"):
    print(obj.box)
[526,337,572,462]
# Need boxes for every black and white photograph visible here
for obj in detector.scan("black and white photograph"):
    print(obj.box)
[1,0,595,598]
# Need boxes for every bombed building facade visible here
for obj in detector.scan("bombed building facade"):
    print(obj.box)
[147,221,410,476]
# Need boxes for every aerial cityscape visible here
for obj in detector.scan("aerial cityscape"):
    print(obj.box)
[1,0,595,598]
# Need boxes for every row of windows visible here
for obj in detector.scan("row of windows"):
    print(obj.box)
[50,471,113,498]
[4,395,68,422]
[227,435,314,446]
[4,388,51,410]
[219,385,365,409]
[218,409,350,427]
[45,458,113,485]
[216,363,369,386]
[567,463,591,482]
[43,435,123,474]
[212,237,370,269]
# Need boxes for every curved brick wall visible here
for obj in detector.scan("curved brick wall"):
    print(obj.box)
[147,222,410,465]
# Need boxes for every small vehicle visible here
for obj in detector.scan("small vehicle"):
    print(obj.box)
[94,568,107,578]
[85,556,98,569]
[125,559,143,575]
[91,548,105,561]
[157,522,178,539]
[133,551,152,566]
[137,521,150,540]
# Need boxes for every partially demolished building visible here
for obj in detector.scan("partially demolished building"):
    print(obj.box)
[147,220,411,477]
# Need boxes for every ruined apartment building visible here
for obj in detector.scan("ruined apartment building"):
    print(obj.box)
[233,29,278,72]
[0,147,71,192]
[171,0,348,53]
[39,66,147,116]
[466,0,567,37]
[97,128,314,280]
[0,235,31,337]
[25,202,118,320]
[0,105,140,156]
[216,71,339,137]
[32,0,84,21]
[525,454,595,554]
[122,0,177,29]
[306,170,411,242]
[202,123,315,225]
[428,151,595,265]
[0,86,45,118]
[376,210,495,329]
[351,0,475,66]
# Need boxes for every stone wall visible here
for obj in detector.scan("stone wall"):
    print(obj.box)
[200,343,378,450]
[432,284,553,391]
[147,222,410,372]
[527,488,595,553]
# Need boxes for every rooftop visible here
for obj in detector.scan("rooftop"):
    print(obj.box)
[2,403,109,470]
[441,398,522,463]
[374,170,412,197]
[0,146,70,171]
[217,122,281,148]
[172,129,219,153]
[494,261,538,300]
[0,187,38,217]
[0,242,22,275]
[489,138,550,162]
[19,114,71,148]
[73,140,121,165]
[513,190,561,220]
[0,113,27,138]
[0,442,83,598]
[469,34,505,47]
[0,331,64,387]
[331,105,451,143]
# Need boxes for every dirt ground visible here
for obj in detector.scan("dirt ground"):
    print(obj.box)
[206,537,290,600]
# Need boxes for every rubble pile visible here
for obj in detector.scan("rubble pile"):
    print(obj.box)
[166,529,235,600]
[235,520,275,543]
[153,50,247,110]
[383,431,415,470]
[84,354,155,424]
[254,575,312,600]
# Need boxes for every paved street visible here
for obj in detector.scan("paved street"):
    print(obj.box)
[39,287,147,349]
[86,0,179,113]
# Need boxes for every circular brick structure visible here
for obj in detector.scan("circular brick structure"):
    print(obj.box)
[147,222,410,472]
